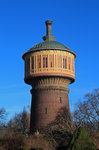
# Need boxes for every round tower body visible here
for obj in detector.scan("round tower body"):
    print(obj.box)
[22,20,76,132]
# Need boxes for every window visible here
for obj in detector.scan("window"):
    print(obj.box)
[60,97,62,103]
[63,56,67,69]
[55,55,57,67]
[27,58,30,73]
[43,55,48,68]
[49,55,54,68]
[31,56,34,70]
[57,55,62,68]
[45,107,47,114]
[37,55,41,68]
[68,57,71,70]
[51,62,52,67]
[35,56,36,70]
[72,58,74,71]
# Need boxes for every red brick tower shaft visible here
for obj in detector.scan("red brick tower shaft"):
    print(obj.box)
[30,77,71,132]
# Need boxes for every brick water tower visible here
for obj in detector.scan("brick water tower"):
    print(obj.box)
[22,20,76,132]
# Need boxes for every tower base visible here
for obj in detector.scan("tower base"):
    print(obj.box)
[30,77,71,133]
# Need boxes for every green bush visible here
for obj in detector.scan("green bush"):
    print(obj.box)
[17,146,30,150]
[67,126,96,150]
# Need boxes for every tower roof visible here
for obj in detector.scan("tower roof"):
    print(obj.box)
[23,20,76,58]
[28,40,71,52]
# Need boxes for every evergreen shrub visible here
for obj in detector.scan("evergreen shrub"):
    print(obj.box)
[67,126,96,150]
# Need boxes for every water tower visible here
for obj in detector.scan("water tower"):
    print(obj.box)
[22,20,76,132]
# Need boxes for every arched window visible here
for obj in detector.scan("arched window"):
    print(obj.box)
[37,55,41,68]
[31,56,34,71]
[63,56,67,69]
[43,55,48,68]
[49,55,54,68]
[57,55,62,68]
[68,57,71,70]
[27,58,30,73]
[72,58,74,72]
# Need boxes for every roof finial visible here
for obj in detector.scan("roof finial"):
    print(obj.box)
[43,20,55,41]
[45,20,53,36]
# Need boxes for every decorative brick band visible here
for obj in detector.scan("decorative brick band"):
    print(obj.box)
[30,77,71,91]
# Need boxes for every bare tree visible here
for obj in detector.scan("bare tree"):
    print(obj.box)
[8,107,30,134]
[73,89,99,132]
[0,108,7,126]
[50,107,75,132]
[0,108,8,137]
[44,107,75,149]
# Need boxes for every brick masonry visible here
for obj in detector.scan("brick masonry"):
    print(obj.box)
[30,77,70,132]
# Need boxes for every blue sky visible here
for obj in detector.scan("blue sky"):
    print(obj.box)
[0,0,99,120]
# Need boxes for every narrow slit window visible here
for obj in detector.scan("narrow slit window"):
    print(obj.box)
[45,107,47,114]
[60,97,62,104]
